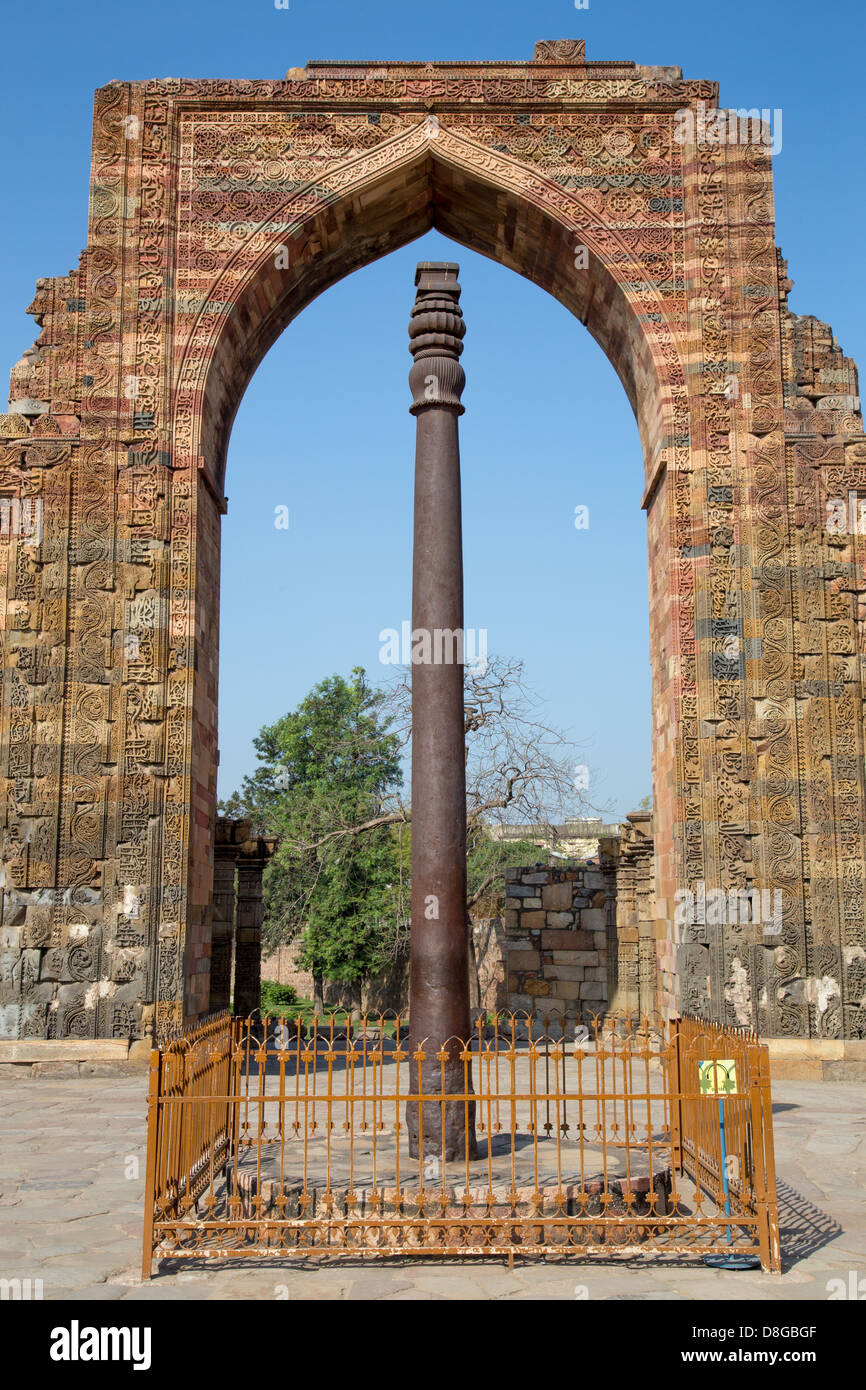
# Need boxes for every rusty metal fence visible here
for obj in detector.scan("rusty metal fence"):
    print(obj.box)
[142,1011,781,1275]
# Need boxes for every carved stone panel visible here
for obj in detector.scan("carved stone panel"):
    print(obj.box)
[0,42,863,1039]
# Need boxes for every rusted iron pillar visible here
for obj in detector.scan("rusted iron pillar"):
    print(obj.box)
[407,262,477,1161]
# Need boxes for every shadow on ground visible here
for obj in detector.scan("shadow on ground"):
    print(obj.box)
[775,1177,842,1271]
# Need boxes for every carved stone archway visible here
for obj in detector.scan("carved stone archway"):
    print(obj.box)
[2,40,864,1042]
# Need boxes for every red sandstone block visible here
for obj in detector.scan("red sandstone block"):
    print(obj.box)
[542,929,592,950]
[521,911,545,928]
[508,950,541,970]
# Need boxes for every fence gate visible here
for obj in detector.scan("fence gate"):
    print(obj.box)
[142,1011,781,1274]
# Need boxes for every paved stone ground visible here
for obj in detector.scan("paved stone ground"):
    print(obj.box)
[0,1072,863,1301]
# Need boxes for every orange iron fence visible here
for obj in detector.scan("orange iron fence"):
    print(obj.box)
[142,1010,780,1274]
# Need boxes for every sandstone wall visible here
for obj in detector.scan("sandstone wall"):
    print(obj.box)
[502,865,615,1021]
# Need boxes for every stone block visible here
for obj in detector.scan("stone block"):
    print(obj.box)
[508,950,541,970]
[766,1039,843,1059]
[542,929,592,950]
[508,994,534,1011]
[0,1038,130,1063]
[521,872,550,884]
[579,908,605,932]
[546,911,574,928]
[551,951,598,967]
[30,1061,82,1078]
[521,911,546,929]
[553,981,582,1000]
[768,1059,824,1081]
[825,1061,866,1082]
[541,997,568,1015]
[503,934,532,950]
[545,965,587,982]
[579,981,605,1000]
[525,978,552,997]
[0,1004,21,1039]
[542,881,573,911]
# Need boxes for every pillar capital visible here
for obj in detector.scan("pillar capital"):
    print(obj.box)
[408,261,466,415]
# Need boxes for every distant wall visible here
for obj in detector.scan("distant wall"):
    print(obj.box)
[502,864,616,1021]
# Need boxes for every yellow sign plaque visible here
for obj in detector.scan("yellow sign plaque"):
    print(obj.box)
[699,1059,739,1095]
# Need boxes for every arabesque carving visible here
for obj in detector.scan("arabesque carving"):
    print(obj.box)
[1,42,863,1041]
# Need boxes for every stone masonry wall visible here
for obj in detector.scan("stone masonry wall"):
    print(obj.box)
[260,943,315,999]
[503,866,614,1022]
[2,41,866,1040]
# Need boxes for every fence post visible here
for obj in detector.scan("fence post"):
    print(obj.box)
[668,1016,684,1176]
[140,1048,161,1280]
[227,1020,243,1209]
[749,1043,782,1273]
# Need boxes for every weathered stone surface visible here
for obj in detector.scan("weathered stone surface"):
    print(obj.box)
[508,950,541,971]
[543,929,592,951]
[520,911,546,929]
[541,882,573,911]
[0,1039,130,1063]
[504,866,614,1020]
[0,39,863,1041]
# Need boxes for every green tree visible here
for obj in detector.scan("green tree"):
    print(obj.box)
[229,668,407,1004]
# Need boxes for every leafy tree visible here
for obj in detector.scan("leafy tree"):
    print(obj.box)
[225,669,406,1001]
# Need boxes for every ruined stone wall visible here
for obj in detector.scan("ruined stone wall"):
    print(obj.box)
[1,40,865,1040]
[260,943,315,999]
[503,866,613,1021]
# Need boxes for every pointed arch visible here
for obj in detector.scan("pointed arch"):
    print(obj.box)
[173,121,684,493]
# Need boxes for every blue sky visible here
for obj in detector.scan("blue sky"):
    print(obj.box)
[2,0,863,817]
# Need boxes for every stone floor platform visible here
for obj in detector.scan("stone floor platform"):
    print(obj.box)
[0,1038,150,1078]
[0,1070,863,1300]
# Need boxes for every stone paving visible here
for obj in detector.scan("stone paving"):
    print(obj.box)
[0,1071,863,1301]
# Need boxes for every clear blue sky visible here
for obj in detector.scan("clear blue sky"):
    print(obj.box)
[2,0,863,818]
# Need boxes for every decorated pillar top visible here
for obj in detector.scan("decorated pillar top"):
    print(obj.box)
[408,262,466,417]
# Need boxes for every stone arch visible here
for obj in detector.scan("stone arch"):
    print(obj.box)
[1,42,864,1043]
[179,122,682,494]
[173,120,688,1036]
